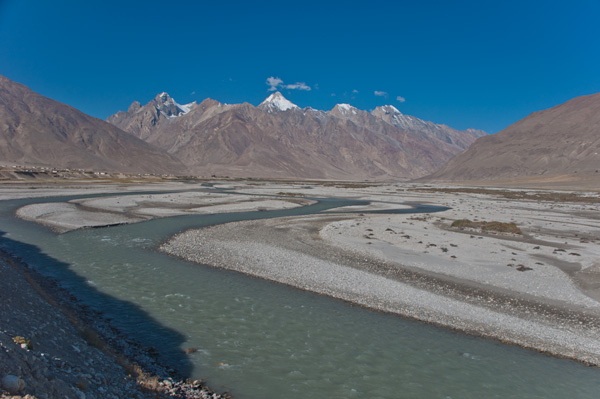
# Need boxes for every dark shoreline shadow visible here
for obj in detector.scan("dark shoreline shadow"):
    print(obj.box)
[0,230,194,379]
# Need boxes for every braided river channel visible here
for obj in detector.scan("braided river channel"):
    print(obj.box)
[1,192,599,398]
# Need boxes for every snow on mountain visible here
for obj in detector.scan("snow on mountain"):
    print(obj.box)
[259,91,299,112]
[378,105,401,114]
[153,92,196,118]
[372,104,435,131]
[335,103,358,115]
[107,88,486,180]
[371,105,487,148]
[178,101,197,114]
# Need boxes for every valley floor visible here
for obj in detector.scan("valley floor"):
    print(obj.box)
[1,178,599,398]
[162,181,600,365]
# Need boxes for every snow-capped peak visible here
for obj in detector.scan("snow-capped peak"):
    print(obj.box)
[331,103,359,117]
[336,103,357,113]
[152,92,195,118]
[372,105,432,131]
[378,105,401,114]
[155,92,175,106]
[259,91,299,112]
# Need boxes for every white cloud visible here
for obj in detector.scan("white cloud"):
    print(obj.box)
[396,96,406,103]
[374,90,388,97]
[266,76,311,91]
[266,76,284,91]
[352,89,359,94]
[284,82,311,91]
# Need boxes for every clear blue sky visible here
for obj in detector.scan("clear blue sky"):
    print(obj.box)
[1,0,598,133]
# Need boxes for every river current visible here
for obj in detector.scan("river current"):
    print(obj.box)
[0,193,598,398]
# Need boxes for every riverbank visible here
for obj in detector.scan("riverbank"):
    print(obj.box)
[0,248,229,398]
[0,180,238,397]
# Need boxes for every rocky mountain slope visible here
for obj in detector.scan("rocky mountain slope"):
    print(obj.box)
[0,75,185,174]
[109,92,486,180]
[425,92,600,182]
[106,92,196,141]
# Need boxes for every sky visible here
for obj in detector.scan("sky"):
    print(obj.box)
[1,0,599,133]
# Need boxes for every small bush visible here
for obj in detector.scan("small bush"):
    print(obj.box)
[451,219,522,235]
[481,221,521,234]
[277,192,304,197]
[451,219,479,229]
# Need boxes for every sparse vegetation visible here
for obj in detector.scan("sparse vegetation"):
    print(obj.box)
[320,182,378,188]
[409,215,431,222]
[408,187,600,203]
[450,219,480,229]
[481,221,522,234]
[451,219,522,235]
[277,192,305,197]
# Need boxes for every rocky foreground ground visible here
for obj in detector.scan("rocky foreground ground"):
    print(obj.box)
[0,250,228,399]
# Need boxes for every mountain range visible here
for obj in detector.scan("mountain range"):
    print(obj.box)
[9,72,596,186]
[107,91,486,180]
[426,92,600,183]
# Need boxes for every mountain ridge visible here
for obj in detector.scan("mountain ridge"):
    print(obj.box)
[108,91,486,180]
[0,75,186,174]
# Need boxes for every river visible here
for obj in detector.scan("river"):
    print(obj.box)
[0,193,598,398]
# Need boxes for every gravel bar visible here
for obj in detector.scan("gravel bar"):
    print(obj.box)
[161,214,600,366]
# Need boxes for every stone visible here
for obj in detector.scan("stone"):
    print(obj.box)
[13,335,33,350]
[1,374,25,393]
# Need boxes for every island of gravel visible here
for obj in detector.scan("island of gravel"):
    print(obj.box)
[160,181,600,366]
[2,179,600,398]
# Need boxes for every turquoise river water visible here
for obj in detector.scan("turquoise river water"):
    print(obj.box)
[0,193,599,398]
